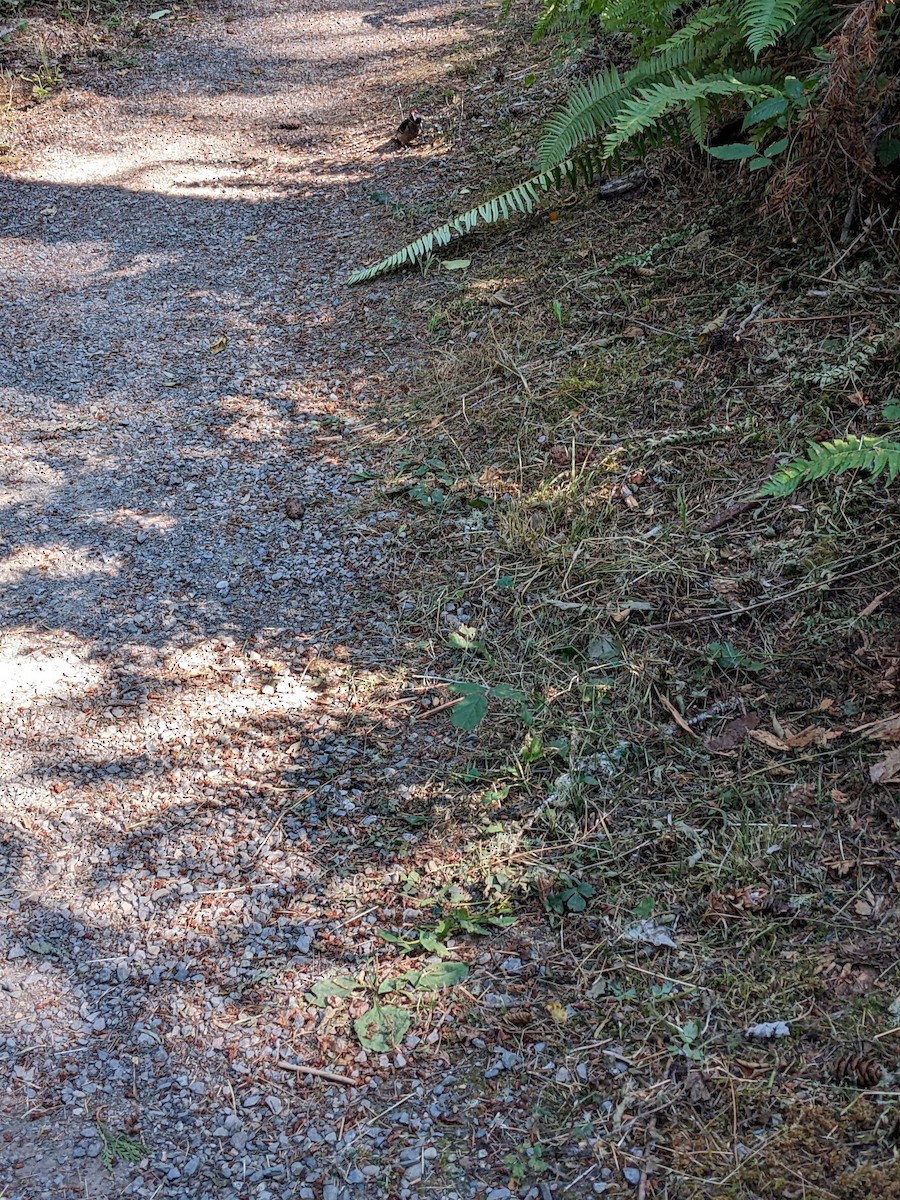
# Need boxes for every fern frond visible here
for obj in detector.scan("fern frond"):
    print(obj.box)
[538,66,627,168]
[788,0,838,46]
[598,0,655,30]
[347,149,605,285]
[630,37,716,80]
[538,38,748,171]
[760,437,900,497]
[603,75,773,155]
[686,95,711,142]
[652,4,732,52]
[533,0,602,40]
[738,0,803,56]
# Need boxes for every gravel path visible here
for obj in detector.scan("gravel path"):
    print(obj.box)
[0,4,540,1198]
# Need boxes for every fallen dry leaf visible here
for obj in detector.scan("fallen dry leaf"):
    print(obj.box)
[623,919,677,949]
[824,857,855,876]
[870,745,900,785]
[659,694,699,739]
[685,1070,714,1104]
[706,885,773,920]
[704,712,760,753]
[750,724,844,751]
[788,725,844,749]
[855,713,900,742]
[750,729,791,751]
[545,999,569,1024]
[549,443,594,468]
[710,577,742,595]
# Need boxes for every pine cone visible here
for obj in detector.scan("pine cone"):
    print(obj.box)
[501,1007,533,1028]
[831,1054,883,1088]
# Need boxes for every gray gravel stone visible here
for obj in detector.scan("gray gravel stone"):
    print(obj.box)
[0,8,597,1200]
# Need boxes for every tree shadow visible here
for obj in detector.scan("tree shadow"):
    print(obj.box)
[0,0,506,1193]
[0,647,478,1197]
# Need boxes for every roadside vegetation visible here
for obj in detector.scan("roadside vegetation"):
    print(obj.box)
[348,1,900,1194]
[3,0,897,1189]
[1,0,180,119]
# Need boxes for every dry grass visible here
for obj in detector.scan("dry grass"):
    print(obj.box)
[357,118,900,1193]
[1,0,178,117]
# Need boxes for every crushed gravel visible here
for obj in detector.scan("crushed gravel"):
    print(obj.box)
[0,1,512,1197]
[0,2,627,1197]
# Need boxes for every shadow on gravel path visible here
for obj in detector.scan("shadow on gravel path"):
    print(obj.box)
[0,3,539,1199]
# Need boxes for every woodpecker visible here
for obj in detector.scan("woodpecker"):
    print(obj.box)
[392,110,422,148]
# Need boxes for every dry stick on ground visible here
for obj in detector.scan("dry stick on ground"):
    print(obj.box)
[752,312,862,324]
[592,310,694,341]
[696,498,758,534]
[276,1062,357,1086]
[641,554,900,631]
[410,695,463,723]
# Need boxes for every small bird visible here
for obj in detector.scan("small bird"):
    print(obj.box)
[392,110,422,149]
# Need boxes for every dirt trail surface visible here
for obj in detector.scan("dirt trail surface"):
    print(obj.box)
[0,4,555,1199]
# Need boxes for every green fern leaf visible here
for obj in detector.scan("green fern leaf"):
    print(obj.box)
[598,0,646,30]
[760,437,900,497]
[652,4,732,52]
[538,66,627,168]
[738,0,803,56]
[686,96,710,142]
[534,0,601,40]
[346,148,605,285]
[603,75,772,156]
[789,0,837,46]
[537,37,747,173]
[632,38,719,80]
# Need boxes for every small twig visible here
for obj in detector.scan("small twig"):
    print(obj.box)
[350,1091,416,1133]
[593,310,694,342]
[276,1062,357,1086]
[642,557,899,631]
[563,1163,598,1192]
[336,905,379,927]
[840,186,859,245]
[697,498,758,534]
[752,313,857,325]
[410,695,462,723]
[733,299,768,339]
[821,225,869,278]
[857,585,898,618]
